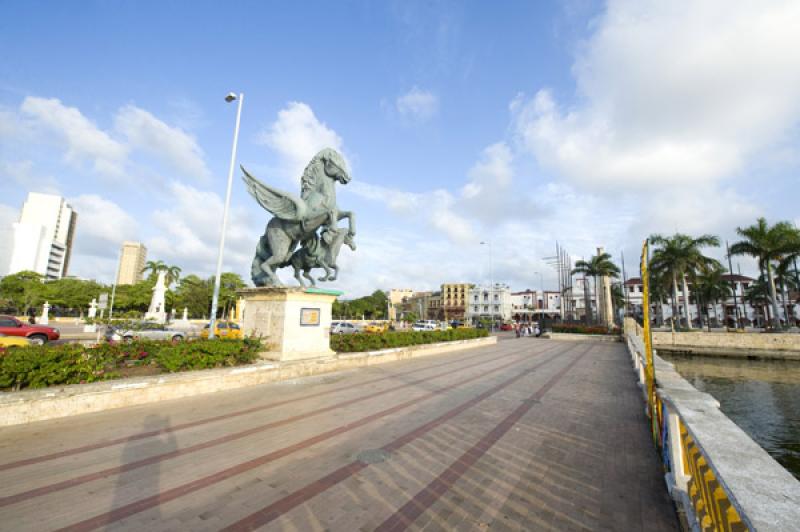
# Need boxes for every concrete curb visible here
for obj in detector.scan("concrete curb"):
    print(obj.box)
[542,332,622,342]
[0,336,497,427]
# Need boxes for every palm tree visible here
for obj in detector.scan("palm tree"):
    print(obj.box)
[572,252,620,324]
[649,233,720,329]
[694,266,732,330]
[776,257,800,326]
[164,265,182,287]
[141,260,166,281]
[744,276,771,327]
[648,269,671,327]
[730,218,800,329]
[610,283,625,323]
[141,260,181,287]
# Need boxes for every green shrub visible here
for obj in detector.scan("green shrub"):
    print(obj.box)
[550,324,620,335]
[153,338,261,372]
[330,328,489,353]
[0,337,262,391]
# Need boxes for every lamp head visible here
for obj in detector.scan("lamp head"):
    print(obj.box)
[225,92,237,103]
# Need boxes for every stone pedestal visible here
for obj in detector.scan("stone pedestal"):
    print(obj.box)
[238,287,342,362]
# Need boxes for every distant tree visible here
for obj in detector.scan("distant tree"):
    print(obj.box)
[730,218,800,329]
[694,266,731,330]
[571,252,620,324]
[0,271,45,313]
[43,278,106,313]
[649,233,720,329]
[173,275,211,319]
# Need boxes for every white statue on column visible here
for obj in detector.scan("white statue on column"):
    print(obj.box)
[84,299,98,333]
[144,271,167,323]
[39,301,51,325]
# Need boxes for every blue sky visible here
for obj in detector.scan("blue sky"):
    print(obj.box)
[2,1,799,296]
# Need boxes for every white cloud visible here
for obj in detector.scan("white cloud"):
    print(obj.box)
[395,87,439,122]
[114,105,211,181]
[20,97,128,177]
[147,182,257,278]
[68,195,138,259]
[258,101,344,181]
[513,0,800,189]
[0,160,60,194]
[348,181,421,214]
[0,204,18,276]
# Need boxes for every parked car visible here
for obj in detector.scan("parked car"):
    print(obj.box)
[412,321,437,332]
[0,315,60,345]
[0,332,32,349]
[331,321,359,334]
[200,321,242,340]
[500,323,514,331]
[363,322,388,334]
[106,322,186,343]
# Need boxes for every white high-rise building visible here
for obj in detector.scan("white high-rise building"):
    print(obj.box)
[7,193,77,279]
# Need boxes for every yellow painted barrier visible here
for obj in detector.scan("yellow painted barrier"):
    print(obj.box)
[680,421,747,531]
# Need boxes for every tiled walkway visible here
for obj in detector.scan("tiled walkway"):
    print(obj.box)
[0,339,677,531]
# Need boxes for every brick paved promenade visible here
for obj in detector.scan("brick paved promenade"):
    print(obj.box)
[0,338,677,531]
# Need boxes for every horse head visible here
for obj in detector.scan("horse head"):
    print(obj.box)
[301,148,350,194]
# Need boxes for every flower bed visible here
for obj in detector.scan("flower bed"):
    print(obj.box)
[330,328,489,353]
[0,338,261,391]
[550,324,620,336]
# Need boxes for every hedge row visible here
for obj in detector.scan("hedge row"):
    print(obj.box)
[0,338,261,391]
[330,328,489,353]
[550,324,620,335]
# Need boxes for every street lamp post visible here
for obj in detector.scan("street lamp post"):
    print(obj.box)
[480,241,493,332]
[533,270,544,327]
[208,92,244,339]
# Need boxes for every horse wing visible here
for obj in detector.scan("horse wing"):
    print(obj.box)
[241,165,307,221]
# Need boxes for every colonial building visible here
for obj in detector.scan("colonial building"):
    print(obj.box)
[441,283,472,321]
[465,283,512,324]
[388,288,414,320]
[623,274,798,327]
[510,289,562,322]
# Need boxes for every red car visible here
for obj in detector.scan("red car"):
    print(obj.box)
[0,315,60,344]
[500,323,514,331]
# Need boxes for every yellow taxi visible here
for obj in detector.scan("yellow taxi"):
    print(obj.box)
[200,321,243,340]
[363,322,388,334]
[0,333,32,349]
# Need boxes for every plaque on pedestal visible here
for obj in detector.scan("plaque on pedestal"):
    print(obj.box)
[238,287,342,362]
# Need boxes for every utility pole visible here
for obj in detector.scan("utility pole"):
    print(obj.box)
[726,241,742,330]
[621,250,629,319]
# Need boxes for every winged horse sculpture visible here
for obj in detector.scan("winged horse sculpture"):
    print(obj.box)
[241,148,356,286]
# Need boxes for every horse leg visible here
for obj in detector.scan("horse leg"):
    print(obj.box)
[337,211,356,235]
[293,266,306,288]
[328,264,339,281]
[317,260,332,282]
[304,268,316,287]
[251,233,272,286]
[261,229,293,286]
